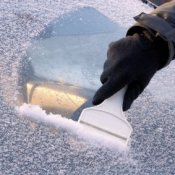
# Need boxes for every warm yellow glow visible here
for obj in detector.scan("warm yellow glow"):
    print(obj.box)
[27,82,86,113]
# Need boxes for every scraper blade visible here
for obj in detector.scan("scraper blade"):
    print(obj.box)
[78,87,133,145]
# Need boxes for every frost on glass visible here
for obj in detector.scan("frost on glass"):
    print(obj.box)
[1,1,175,175]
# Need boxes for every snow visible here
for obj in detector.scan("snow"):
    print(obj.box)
[1,0,175,175]
[17,103,129,150]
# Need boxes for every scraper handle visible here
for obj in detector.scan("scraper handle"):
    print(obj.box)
[96,86,127,118]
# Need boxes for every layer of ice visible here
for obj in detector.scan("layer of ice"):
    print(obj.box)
[1,0,175,175]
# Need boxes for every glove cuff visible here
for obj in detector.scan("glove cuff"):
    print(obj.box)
[126,24,173,69]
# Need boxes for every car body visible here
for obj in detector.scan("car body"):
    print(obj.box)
[141,0,172,7]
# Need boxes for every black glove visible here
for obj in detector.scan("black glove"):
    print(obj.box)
[93,32,169,111]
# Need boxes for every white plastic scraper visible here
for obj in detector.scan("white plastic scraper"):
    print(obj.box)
[78,87,133,146]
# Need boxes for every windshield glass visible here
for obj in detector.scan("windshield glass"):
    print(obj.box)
[27,7,126,89]
[3,1,175,175]
[26,7,126,117]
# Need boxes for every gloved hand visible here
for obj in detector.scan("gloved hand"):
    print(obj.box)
[93,31,169,111]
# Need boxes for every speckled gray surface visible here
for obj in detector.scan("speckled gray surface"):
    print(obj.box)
[0,1,175,175]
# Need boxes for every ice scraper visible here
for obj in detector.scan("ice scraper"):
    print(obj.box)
[78,87,133,146]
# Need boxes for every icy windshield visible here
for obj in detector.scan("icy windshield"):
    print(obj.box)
[1,1,175,175]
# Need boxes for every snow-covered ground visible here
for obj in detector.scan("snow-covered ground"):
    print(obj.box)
[1,0,175,174]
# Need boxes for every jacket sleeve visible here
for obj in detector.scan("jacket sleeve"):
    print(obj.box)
[127,0,175,67]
